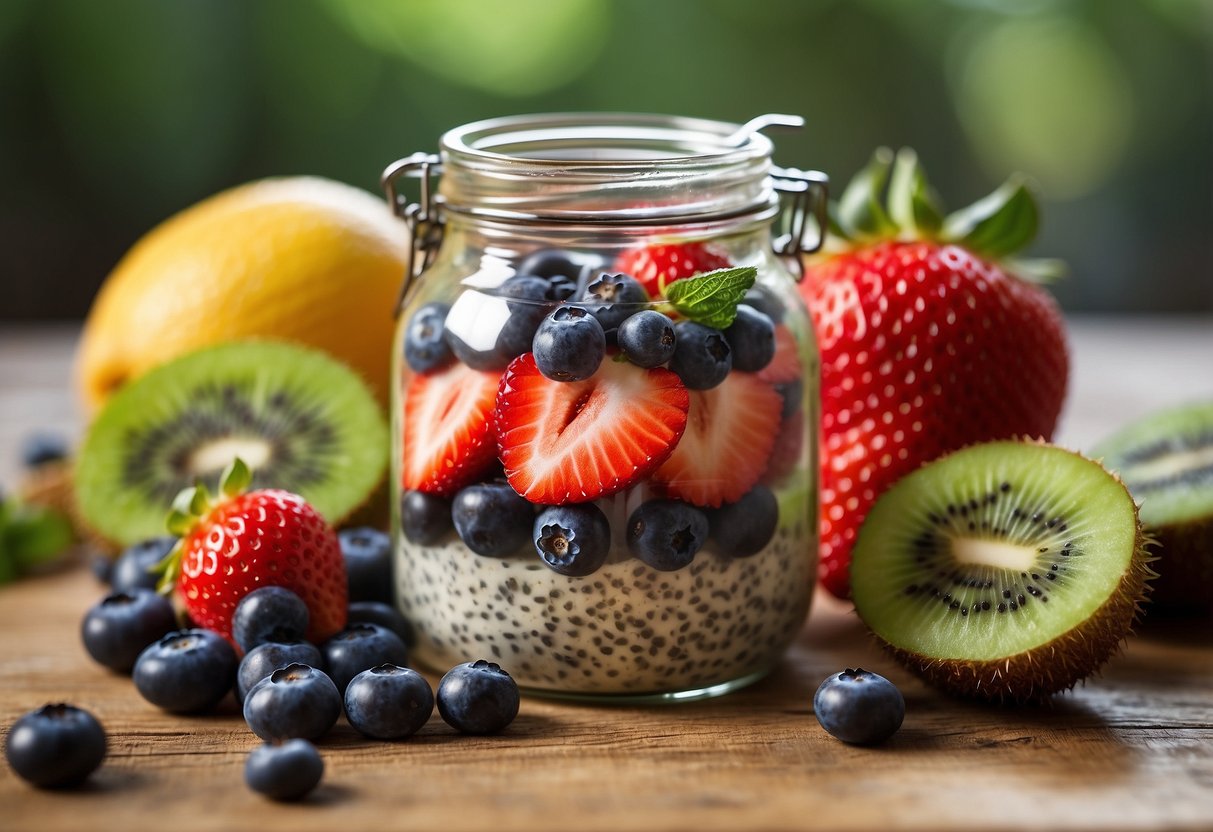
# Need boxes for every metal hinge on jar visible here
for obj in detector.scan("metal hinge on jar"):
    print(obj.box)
[381,152,445,317]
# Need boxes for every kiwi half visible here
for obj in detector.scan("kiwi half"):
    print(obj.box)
[75,341,388,546]
[851,441,1150,704]
[1094,401,1213,613]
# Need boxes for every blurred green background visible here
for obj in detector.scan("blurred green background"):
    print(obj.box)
[1,0,1210,319]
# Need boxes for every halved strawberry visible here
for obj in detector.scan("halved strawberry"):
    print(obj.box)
[613,242,731,299]
[402,362,500,496]
[496,353,690,504]
[756,324,801,383]
[652,372,782,507]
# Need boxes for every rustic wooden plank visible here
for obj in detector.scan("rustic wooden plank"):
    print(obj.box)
[1,321,1212,832]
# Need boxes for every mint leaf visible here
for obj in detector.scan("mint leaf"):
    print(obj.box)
[664,267,757,329]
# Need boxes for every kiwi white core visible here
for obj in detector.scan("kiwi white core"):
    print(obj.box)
[189,437,273,474]
[951,538,1037,571]
[1126,445,1213,485]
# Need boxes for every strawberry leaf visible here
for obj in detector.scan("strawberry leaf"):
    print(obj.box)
[664,267,757,329]
[942,176,1038,258]
[888,149,942,238]
[220,457,252,499]
[837,147,896,239]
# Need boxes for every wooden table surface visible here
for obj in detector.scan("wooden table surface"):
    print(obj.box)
[2,319,1212,832]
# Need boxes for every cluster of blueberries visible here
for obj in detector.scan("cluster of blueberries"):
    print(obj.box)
[5,529,519,800]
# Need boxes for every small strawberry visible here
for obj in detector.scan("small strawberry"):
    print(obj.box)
[156,459,347,646]
[652,371,783,507]
[801,148,1069,599]
[402,361,501,496]
[613,242,731,299]
[495,353,690,504]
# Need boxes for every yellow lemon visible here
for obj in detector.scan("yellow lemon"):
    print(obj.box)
[76,177,408,411]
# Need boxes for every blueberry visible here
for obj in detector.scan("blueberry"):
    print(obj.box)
[231,586,310,653]
[724,305,776,372]
[89,553,113,585]
[243,663,342,742]
[517,248,601,283]
[404,301,454,373]
[580,273,649,333]
[775,378,803,420]
[21,432,69,469]
[347,601,416,648]
[743,287,784,323]
[542,274,579,302]
[436,660,520,734]
[814,668,905,745]
[616,310,677,368]
[344,664,434,740]
[444,283,549,371]
[321,623,409,694]
[245,739,324,802]
[710,486,779,558]
[669,322,732,390]
[532,306,606,382]
[81,589,177,673]
[533,504,611,577]
[451,481,533,558]
[339,526,392,604]
[110,536,175,594]
[5,704,106,788]
[626,500,709,572]
[132,629,237,713]
[237,641,326,704]
[401,490,453,545]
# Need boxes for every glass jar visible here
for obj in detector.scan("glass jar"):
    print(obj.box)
[383,113,826,702]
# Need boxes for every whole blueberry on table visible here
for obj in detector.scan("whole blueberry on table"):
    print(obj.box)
[709,485,779,559]
[401,490,453,545]
[347,601,415,648]
[723,304,776,372]
[533,504,611,577]
[231,586,310,653]
[244,663,342,742]
[110,536,175,594]
[814,668,905,745]
[5,703,106,788]
[81,589,177,673]
[669,321,732,390]
[532,306,606,382]
[338,526,393,604]
[627,499,709,572]
[245,739,324,802]
[616,310,677,368]
[321,622,409,694]
[344,663,434,740]
[451,481,533,558]
[580,272,649,333]
[89,553,114,585]
[404,301,454,373]
[237,641,326,704]
[21,431,69,469]
[437,660,520,735]
[132,629,237,713]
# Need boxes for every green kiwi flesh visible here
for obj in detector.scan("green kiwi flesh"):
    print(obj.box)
[1093,401,1213,612]
[851,441,1149,704]
[75,340,388,546]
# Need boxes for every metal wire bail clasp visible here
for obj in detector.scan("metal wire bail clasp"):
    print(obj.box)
[771,166,829,280]
[381,152,445,316]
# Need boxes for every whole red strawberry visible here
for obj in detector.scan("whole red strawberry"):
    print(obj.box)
[613,241,731,299]
[157,459,348,646]
[802,149,1068,599]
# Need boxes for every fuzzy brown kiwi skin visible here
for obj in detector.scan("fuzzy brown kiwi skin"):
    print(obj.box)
[858,443,1156,705]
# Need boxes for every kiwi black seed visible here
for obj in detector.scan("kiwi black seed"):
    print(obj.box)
[75,341,388,546]
[851,440,1151,705]
[1094,401,1213,615]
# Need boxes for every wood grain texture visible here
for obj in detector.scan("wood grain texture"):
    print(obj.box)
[2,322,1212,832]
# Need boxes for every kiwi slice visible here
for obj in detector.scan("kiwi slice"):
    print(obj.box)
[75,341,388,546]
[1094,402,1213,613]
[851,441,1150,704]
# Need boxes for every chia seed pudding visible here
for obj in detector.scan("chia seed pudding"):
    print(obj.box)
[395,512,814,696]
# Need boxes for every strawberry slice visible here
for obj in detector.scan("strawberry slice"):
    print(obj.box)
[613,242,731,299]
[402,362,500,496]
[756,324,801,383]
[652,372,782,507]
[496,353,690,504]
